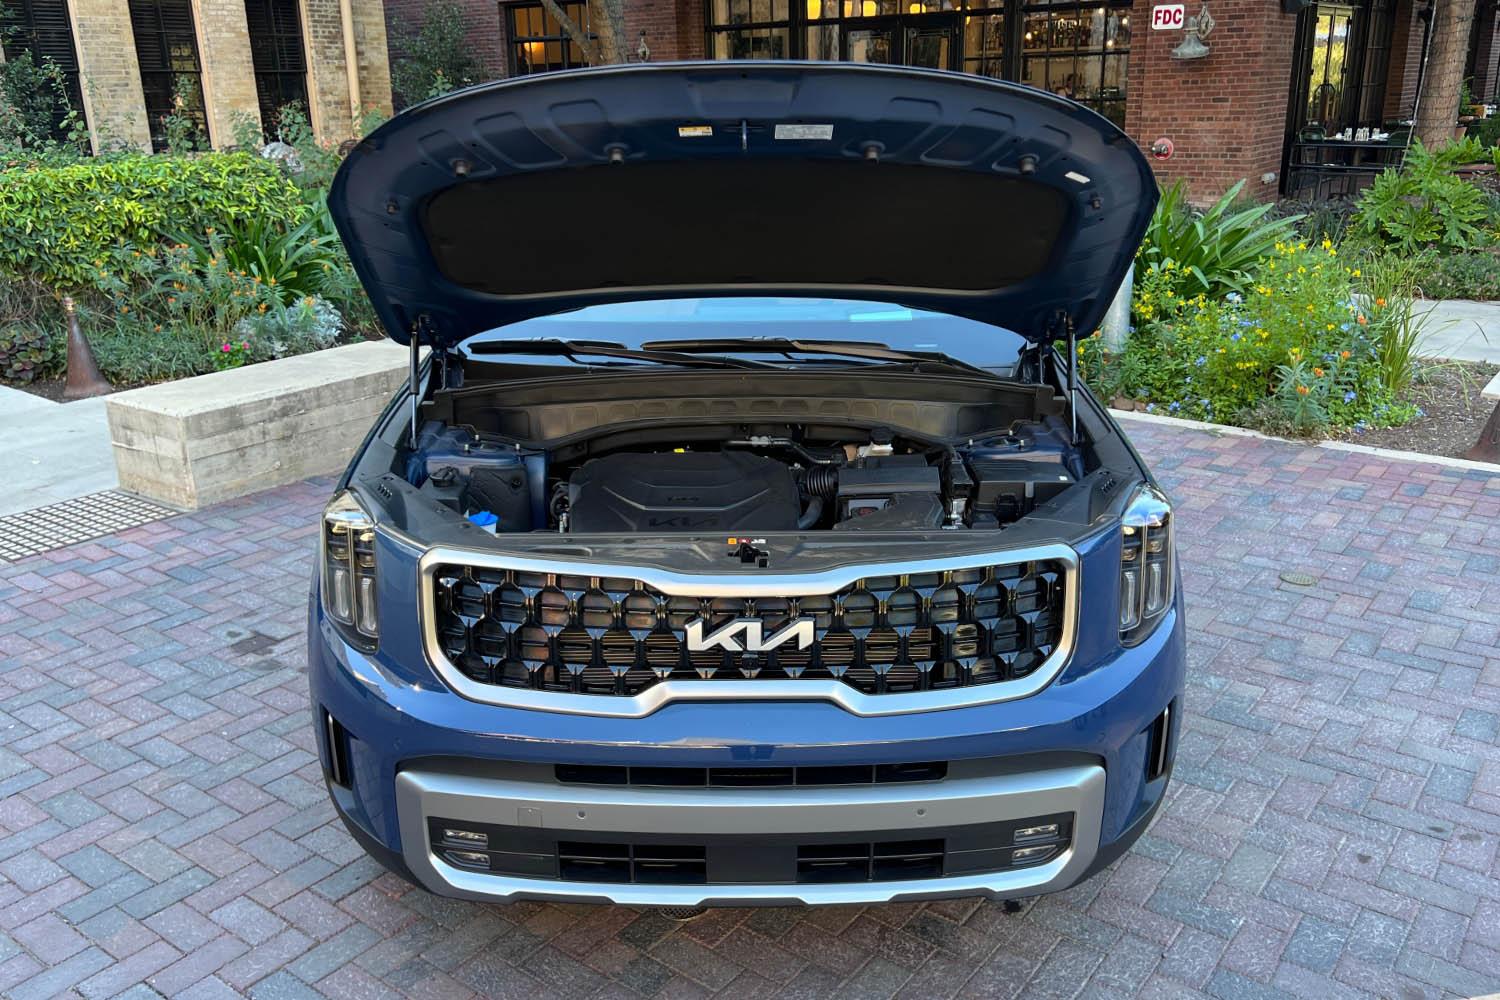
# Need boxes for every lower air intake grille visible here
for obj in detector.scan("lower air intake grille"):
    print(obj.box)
[427,813,1072,886]
[554,761,947,787]
[429,559,1068,697]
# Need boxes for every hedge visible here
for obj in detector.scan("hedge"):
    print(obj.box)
[0,153,306,288]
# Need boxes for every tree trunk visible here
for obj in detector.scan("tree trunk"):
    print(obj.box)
[1414,0,1479,148]
[537,0,628,64]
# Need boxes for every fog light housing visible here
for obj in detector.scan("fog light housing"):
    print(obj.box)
[1014,823,1060,845]
[321,491,379,650]
[1119,484,1174,645]
[443,828,488,848]
[1012,844,1057,865]
[445,850,490,869]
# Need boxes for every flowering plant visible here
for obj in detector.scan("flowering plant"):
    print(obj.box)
[1082,240,1413,433]
[213,339,252,371]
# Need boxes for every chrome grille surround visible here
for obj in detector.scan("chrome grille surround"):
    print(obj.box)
[416,543,1078,718]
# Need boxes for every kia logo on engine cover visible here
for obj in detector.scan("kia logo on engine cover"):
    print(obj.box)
[685,618,816,652]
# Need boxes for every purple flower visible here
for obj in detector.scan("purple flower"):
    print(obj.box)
[1343,390,1356,403]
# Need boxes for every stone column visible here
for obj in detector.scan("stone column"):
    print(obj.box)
[192,0,264,146]
[64,0,153,151]
[352,0,392,122]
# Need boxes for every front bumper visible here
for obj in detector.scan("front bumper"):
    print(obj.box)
[396,760,1103,906]
[310,580,1185,906]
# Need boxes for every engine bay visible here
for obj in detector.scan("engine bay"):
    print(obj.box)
[403,415,1083,535]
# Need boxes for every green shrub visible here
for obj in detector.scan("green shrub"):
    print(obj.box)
[1414,248,1500,300]
[1353,139,1495,254]
[91,234,281,351]
[234,294,343,359]
[0,152,305,287]
[171,213,341,302]
[1358,252,1432,397]
[1473,115,1500,151]
[1137,180,1302,301]
[0,325,51,382]
[390,0,481,107]
[86,317,219,383]
[1090,240,1404,434]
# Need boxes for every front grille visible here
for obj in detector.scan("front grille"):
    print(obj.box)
[429,559,1068,697]
[427,813,1073,885]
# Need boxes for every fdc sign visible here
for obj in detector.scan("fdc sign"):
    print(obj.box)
[1151,3,1185,29]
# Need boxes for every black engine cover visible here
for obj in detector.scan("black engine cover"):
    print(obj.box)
[567,452,801,533]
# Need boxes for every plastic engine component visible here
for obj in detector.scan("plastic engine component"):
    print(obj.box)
[566,451,801,533]
[836,456,942,520]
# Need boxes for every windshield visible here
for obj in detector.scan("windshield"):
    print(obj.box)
[459,298,1029,369]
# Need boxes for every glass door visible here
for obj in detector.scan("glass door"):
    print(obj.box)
[904,21,955,69]
[1305,5,1355,133]
[842,19,897,63]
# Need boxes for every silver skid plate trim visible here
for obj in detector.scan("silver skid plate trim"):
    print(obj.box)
[396,763,1104,906]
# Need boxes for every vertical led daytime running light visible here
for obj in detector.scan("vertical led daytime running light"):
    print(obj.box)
[322,491,379,647]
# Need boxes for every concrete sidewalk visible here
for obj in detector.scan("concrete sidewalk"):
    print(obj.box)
[1416,298,1500,363]
[0,384,117,517]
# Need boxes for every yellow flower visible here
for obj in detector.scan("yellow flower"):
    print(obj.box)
[267,277,276,286]
[1313,367,1325,377]
[258,302,268,313]
[1340,350,1351,360]
[1375,297,1386,307]
[1352,269,1361,277]
[1296,385,1310,396]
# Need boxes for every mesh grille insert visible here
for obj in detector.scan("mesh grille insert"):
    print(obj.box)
[431,560,1068,697]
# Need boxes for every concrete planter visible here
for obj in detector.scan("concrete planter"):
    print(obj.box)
[105,341,411,509]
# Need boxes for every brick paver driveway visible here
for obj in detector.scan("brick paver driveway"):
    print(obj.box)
[2,420,1499,1000]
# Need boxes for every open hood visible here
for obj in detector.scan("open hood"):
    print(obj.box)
[328,62,1157,348]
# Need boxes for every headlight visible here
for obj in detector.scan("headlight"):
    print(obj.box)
[321,491,378,649]
[1119,483,1173,645]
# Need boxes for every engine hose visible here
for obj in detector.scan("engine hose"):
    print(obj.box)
[803,466,839,498]
[797,496,824,530]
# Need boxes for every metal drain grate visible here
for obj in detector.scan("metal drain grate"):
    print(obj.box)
[0,491,177,562]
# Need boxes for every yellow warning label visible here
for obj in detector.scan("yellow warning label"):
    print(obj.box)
[677,125,714,138]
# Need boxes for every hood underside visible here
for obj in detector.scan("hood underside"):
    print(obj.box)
[328,61,1158,347]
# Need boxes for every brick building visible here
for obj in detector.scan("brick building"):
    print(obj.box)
[0,0,393,151]
[378,0,1500,199]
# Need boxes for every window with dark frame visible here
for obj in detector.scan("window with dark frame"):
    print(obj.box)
[507,1,593,75]
[704,0,1130,126]
[0,0,85,140]
[244,0,309,139]
[128,0,209,151]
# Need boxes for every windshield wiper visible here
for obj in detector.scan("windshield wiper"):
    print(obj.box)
[463,338,779,370]
[639,338,997,378]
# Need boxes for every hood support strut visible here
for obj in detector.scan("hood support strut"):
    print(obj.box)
[1049,310,1081,446]
[409,316,435,447]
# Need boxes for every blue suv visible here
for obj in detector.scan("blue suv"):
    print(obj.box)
[310,61,1184,907]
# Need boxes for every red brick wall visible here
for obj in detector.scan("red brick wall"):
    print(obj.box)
[1124,0,1298,203]
[1473,0,1499,104]
[1383,0,1426,121]
[384,0,507,94]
